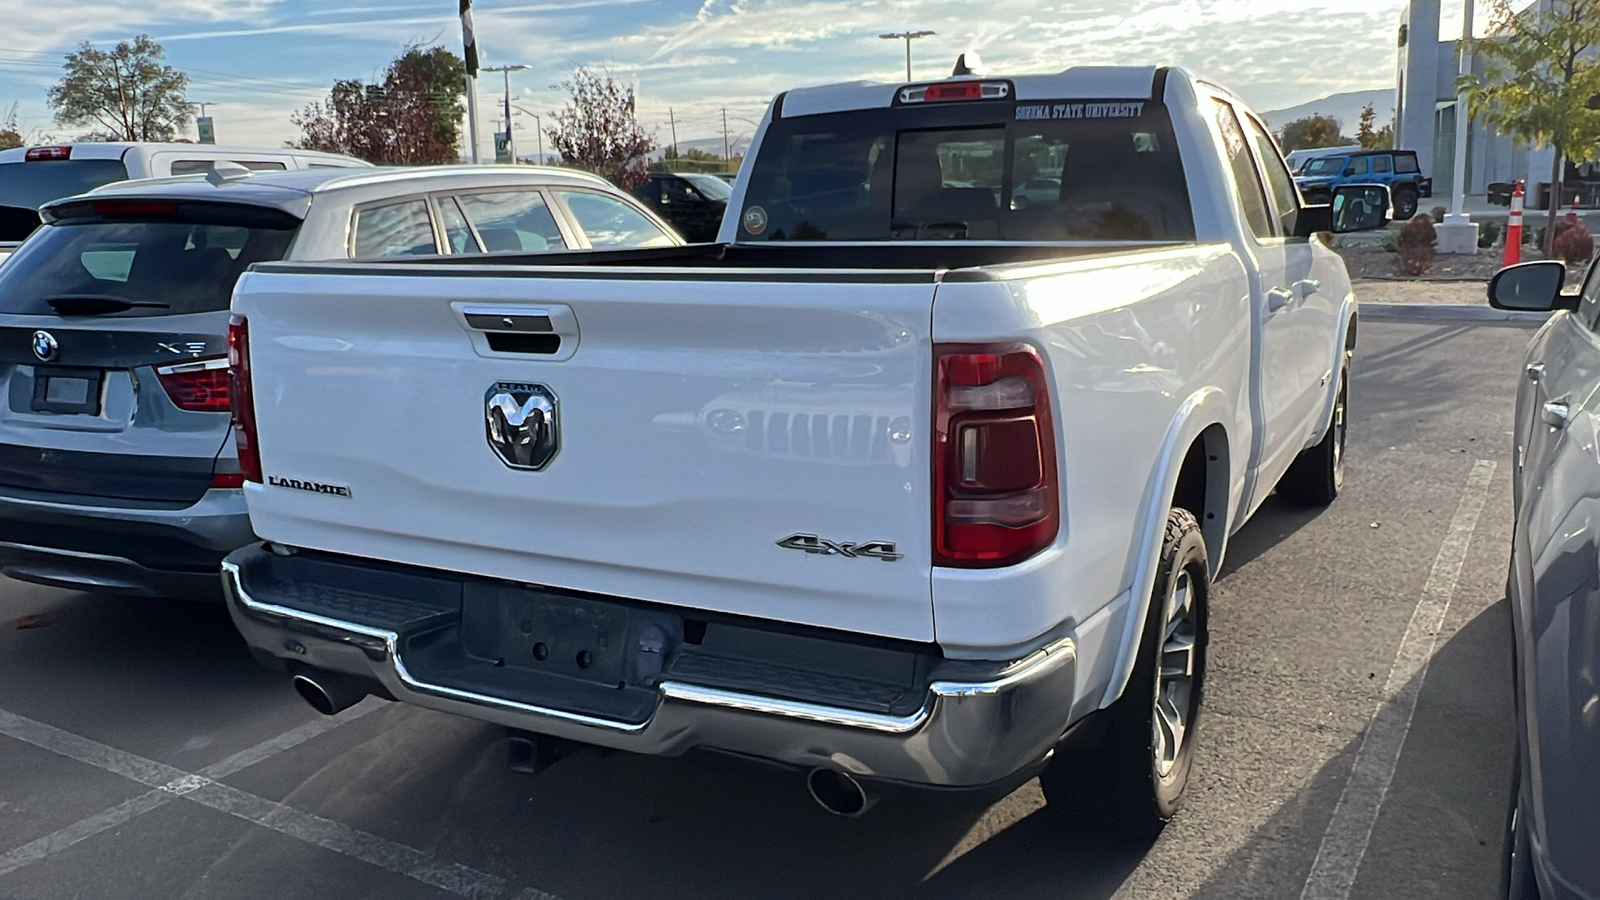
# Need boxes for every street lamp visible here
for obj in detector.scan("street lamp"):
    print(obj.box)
[511,104,543,164]
[879,30,935,81]
[483,64,529,162]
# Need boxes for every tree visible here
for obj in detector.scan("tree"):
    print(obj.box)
[0,104,21,151]
[1356,104,1395,150]
[293,45,465,165]
[1460,0,1600,253]
[47,36,190,141]
[1278,115,1350,153]
[546,67,654,189]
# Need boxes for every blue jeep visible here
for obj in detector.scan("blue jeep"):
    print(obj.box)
[1294,149,1432,221]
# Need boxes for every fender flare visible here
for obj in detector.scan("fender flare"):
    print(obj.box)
[1097,386,1234,710]
[1309,296,1358,446]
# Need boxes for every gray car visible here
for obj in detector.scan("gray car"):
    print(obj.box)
[1487,258,1600,900]
[0,165,681,600]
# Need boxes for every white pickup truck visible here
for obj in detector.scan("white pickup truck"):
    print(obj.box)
[221,64,1388,833]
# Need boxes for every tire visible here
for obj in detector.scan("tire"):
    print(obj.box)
[1277,365,1347,507]
[1040,508,1209,839]
[1393,187,1419,221]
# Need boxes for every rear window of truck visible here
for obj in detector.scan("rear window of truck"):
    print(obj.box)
[738,100,1194,243]
[0,159,131,241]
[0,203,298,317]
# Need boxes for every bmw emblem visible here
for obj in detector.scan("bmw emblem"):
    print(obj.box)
[31,331,58,362]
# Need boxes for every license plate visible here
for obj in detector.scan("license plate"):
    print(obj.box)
[31,368,102,415]
[459,583,633,684]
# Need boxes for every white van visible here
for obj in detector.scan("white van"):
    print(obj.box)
[0,143,368,244]
[1283,144,1363,175]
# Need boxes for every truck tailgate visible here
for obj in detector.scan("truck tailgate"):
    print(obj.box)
[235,266,937,641]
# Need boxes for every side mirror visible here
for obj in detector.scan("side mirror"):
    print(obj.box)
[1330,184,1391,233]
[1300,184,1392,236]
[1488,261,1570,312]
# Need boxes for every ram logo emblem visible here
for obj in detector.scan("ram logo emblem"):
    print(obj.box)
[485,382,559,470]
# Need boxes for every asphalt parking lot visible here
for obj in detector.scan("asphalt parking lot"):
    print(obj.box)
[0,316,1533,900]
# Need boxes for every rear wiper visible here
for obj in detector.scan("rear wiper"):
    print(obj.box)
[46,295,170,316]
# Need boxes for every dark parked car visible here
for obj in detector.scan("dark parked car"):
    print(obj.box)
[633,172,731,242]
[1486,258,1600,900]
[1294,149,1432,221]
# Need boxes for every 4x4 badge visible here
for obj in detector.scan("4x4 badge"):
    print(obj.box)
[776,533,903,562]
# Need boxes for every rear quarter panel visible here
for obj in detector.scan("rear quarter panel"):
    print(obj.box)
[930,244,1251,710]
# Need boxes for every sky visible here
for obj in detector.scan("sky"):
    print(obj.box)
[0,0,1484,157]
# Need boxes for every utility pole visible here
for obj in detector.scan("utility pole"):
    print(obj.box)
[483,64,529,162]
[879,30,935,81]
[669,108,679,160]
[722,108,730,161]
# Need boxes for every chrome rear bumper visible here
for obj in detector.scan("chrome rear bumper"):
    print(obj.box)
[222,553,1077,787]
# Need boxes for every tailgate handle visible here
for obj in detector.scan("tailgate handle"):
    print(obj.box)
[454,304,578,360]
[464,312,553,333]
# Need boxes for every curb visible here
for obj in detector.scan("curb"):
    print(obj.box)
[1359,303,1551,324]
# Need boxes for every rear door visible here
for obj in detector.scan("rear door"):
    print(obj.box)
[1211,99,1321,494]
[237,266,938,641]
[0,200,299,505]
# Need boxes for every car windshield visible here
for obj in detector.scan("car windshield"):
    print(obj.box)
[0,206,298,317]
[0,159,131,241]
[680,174,733,201]
[1301,156,1348,176]
[738,101,1194,242]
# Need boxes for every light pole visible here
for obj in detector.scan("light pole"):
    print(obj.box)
[483,64,529,162]
[511,105,543,164]
[879,30,935,81]
[1440,0,1479,254]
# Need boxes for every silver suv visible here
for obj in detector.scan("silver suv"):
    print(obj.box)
[0,165,680,599]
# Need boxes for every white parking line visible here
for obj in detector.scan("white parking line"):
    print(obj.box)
[1300,459,1496,900]
[0,699,384,879]
[0,703,553,898]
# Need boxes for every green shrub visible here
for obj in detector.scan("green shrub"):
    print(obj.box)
[1396,214,1437,276]
[1478,219,1503,249]
[1430,206,1448,223]
[1378,229,1400,253]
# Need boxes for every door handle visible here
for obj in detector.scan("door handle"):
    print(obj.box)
[1266,287,1295,312]
[1526,362,1546,382]
[1542,400,1570,428]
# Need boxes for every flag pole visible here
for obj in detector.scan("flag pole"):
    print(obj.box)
[460,0,481,163]
[465,81,482,164]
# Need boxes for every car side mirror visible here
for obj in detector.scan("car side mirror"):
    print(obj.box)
[1488,261,1571,312]
[1299,184,1392,236]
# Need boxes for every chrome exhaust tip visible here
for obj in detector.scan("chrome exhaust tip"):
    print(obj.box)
[806,767,875,818]
[290,672,369,716]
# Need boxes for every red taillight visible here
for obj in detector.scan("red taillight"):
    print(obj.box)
[211,472,245,489]
[934,343,1059,567]
[91,200,177,217]
[924,82,983,101]
[228,314,262,484]
[898,81,1011,104]
[154,358,230,412]
[25,146,71,161]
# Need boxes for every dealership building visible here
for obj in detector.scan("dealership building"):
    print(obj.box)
[1395,0,1595,207]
